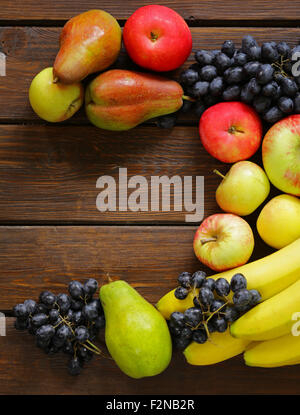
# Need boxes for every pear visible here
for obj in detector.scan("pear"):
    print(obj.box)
[85,69,184,131]
[100,280,172,379]
[29,67,84,122]
[53,10,121,84]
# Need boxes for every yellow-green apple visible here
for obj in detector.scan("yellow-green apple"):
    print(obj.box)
[199,102,262,163]
[29,67,84,122]
[215,161,270,216]
[193,213,254,271]
[53,10,121,84]
[123,5,192,72]
[262,115,300,196]
[257,194,300,249]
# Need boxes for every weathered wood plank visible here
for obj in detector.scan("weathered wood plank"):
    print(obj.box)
[0,226,273,309]
[1,27,300,122]
[0,124,281,223]
[1,1,300,22]
[0,124,220,223]
[1,317,299,395]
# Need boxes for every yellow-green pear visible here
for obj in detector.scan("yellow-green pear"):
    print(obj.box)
[29,67,84,122]
[100,280,172,379]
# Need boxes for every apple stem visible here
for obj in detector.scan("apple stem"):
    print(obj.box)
[182,95,196,102]
[213,169,226,180]
[200,237,218,245]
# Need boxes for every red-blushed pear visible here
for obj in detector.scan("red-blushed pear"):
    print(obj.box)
[123,5,192,72]
[53,10,121,84]
[199,102,262,163]
[215,161,270,216]
[193,214,254,272]
[29,67,84,122]
[85,69,184,131]
[262,114,300,196]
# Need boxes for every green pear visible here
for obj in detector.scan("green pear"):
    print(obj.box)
[100,280,172,379]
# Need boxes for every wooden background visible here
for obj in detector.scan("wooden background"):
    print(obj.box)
[0,0,299,395]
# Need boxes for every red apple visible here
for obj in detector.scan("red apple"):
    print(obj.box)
[123,5,192,72]
[199,102,263,163]
[193,213,254,272]
[262,114,300,196]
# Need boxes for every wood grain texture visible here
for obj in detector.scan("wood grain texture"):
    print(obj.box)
[1,317,300,395]
[0,124,282,223]
[1,27,300,122]
[0,226,273,309]
[0,124,220,223]
[1,0,300,22]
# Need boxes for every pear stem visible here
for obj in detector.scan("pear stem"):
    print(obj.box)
[201,237,218,245]
[213,169,226,180]
[182,95,196,102]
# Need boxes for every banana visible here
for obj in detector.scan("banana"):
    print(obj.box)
[230,278,300,341]
[244,332,300,368]
[156,238,300,319]
[210,237,300,301]
[156,289,198,319]
[183,328,251,365]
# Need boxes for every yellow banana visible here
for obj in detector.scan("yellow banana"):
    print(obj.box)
[230,278,300,341]
[244,332,300,368]
[183,328,251,365]
[156,238,300,319]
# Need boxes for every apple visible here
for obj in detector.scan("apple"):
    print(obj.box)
[262,115,300,196]
[29,67,84,122]
[199,102,263,163]
[215,161,270,216]
[193,213,254,272]
[123,5,192,72]
[257,194,300,249]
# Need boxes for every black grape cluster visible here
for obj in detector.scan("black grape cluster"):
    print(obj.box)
[13,279,105,376]
[174,36,300,125]
[169,271,261,350]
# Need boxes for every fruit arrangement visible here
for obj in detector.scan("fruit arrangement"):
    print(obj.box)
[18,5,300,377]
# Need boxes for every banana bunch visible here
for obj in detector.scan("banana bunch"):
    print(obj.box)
[156,237,300,367]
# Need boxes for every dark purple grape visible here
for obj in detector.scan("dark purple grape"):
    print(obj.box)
[195,50,215,66]
[192,81,209,98]
[221,40,235,58]
[253,95,272,114]
[261,42,279,62]
[180,68,199,85]
[256,64,274,85]
[174,286,189,300]
[215,52,232,72]
[192,329,208,344]
[247,78,261,95]
[222,85,241,101]
[200,65,217,82]
[233,52,248,66]
[224,66,245,84]
[209,76,224,96]
[244,61,261,78]
[263,106,284,123]
[241,35,258,54]
[280,77,298,97]
[278,96,294,113]
[178,271,192,288]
